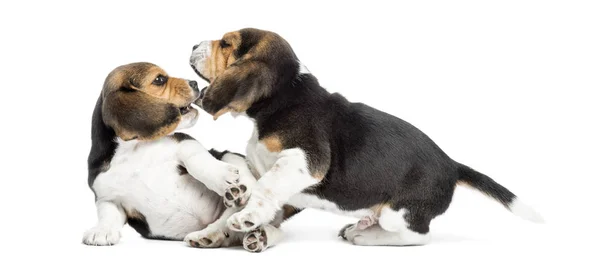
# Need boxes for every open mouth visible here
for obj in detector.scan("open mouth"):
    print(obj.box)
[179,104,193,115]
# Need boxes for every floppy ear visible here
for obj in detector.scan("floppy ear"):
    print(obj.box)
[102,87,180,141]
[203,60,272,119]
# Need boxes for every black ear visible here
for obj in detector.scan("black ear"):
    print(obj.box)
[102,87,180,141]
[202,60,272,119]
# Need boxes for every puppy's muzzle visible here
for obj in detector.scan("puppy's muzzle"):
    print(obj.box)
[190,41,211,78]
[188,80,199,93]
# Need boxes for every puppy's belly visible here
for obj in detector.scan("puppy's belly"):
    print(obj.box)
[287,193,374,218]
[94,165,224,240]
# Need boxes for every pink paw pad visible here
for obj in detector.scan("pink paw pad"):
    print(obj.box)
[357,215,377,230]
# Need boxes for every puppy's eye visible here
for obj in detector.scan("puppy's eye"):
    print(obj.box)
[152,75,168,85]
[220,39,231,48]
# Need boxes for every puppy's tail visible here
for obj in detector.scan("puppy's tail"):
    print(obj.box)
[456,163,544,223]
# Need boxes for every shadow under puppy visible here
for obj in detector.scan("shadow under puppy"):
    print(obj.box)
[188,28,545,252]
[83,62,254,246]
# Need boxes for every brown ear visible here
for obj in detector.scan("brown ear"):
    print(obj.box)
[202,59,272,119]
[102,87,180,141]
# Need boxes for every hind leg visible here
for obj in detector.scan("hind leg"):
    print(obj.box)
[340,206,431,246]
[185,207,245,248]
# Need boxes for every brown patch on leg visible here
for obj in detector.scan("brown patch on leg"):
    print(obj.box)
[370,203,391,218]
[125,209,144,219]
[282,205,302,221]
[260,135,283,152]
[124,209,152,238]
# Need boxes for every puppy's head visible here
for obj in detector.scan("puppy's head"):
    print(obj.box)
[101,62,200,141]
[189,28,300,120]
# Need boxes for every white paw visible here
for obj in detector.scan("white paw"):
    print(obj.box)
[338,223,358,241]
[227,210,262,232]
[184,229,226,248]
[82,227,121,246]
[243,227,268,253]
[224,183,251,208]
[357,215,377,230]
[207,162,240,196]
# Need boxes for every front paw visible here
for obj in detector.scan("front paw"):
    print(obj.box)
[210,162,240,195]
[243,227,268,253]
[224,183,251,208]
[82,227,120,246]
[184,229,226,248]
[227,210,262,232]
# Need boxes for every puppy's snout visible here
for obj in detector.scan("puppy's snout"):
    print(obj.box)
[191,41,211,62]
[189,80,198,91]
[190,41,212,81]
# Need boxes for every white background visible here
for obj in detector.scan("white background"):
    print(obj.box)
[1,0,598,262]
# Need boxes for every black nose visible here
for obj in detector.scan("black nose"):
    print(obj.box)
[193,44,200,51]
[199,87,207,99]
[188,80,198,92]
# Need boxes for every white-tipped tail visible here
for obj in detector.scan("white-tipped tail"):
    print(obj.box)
[509,198,545,223]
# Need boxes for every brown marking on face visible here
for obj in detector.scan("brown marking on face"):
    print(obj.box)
[201,31,242,82]
[261,135,283,153]
[195,28,297,119]
[121,66,196,107]
[101,62,198,141]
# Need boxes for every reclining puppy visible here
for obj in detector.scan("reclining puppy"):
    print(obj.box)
[188,28,544,251]
[83,62,254,246]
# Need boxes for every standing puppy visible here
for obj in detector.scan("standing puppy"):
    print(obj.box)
[84,62,253,246]
[189,28,544,251]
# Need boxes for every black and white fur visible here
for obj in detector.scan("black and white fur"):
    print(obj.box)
[83,64,256,246]
[189,28,544,250]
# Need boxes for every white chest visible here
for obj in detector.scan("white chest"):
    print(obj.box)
[92,138,222,239]
[245,128,279,176]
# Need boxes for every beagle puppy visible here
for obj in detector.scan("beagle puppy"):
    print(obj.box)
[188,28,544,251]
[83,62,254,246]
